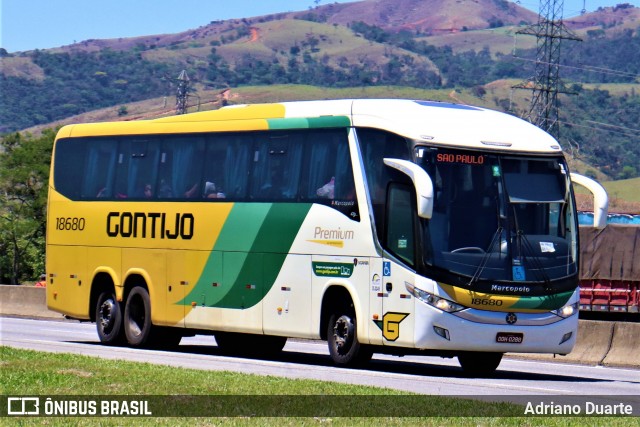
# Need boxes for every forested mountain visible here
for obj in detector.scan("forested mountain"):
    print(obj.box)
[1,0,639,284]
[1,0,639,178]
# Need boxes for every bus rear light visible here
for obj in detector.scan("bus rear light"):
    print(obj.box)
[433,325,450,340]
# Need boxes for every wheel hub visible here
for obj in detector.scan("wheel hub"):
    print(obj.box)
[333,315,354,352]
[99,299,115,330]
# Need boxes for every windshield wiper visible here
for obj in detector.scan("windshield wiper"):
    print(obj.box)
[466,226,504,287]
[507,202,553,290]
[515,230,552,291]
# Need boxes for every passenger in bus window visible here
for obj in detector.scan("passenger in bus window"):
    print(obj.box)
[316,177,335,199]
[184,183,199,198]
[204,182,225,199]
[143,184,153,199]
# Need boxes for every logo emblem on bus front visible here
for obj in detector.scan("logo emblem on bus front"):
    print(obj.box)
[506,312,518,325]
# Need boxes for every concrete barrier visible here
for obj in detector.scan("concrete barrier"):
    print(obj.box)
[508,320,616,365]
[602,322,640,367]
[561,320,616,365]
[506,319,638,368]
[0,285,62,319]
[0,285,638,368]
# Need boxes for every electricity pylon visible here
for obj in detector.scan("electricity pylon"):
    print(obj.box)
[513,0,581,139]
[175,70,190,115]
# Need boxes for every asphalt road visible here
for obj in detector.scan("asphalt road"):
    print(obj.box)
[2,316,639,410]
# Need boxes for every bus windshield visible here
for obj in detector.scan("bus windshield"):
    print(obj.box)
[416,147,578,284]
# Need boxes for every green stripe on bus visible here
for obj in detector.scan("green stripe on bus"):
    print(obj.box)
[510,290,573,310]
[307,116,350,128]
[212,203,311,309]
[266,116,350,130]
[180,203,311,309]
[214,203,272,252]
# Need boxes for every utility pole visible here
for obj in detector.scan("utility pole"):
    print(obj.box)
[512,0,581,139]
[175,70,190,115]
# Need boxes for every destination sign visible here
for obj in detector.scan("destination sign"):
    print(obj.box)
[436,153,485,165]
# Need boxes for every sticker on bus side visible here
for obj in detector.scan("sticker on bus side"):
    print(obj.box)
[383,261,391,277]
[312,262,354,278]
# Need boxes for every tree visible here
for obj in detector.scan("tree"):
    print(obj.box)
[0,130,54,284]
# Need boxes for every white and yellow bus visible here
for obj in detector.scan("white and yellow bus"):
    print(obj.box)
[46,99,608,374]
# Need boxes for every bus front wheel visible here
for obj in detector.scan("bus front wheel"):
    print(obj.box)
[124,287,152,347]
[96,291,123,345]
[327,310,372,366]
[457,352,503,376]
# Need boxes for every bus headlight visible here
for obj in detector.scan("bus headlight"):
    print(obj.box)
[405,283,465,313]
[554,302,578,318]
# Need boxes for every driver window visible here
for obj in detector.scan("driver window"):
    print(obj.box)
[385,184,415,266]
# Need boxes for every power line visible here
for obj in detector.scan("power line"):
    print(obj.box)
[559,119,640,138]
[512,56,640,79]
[585,120,640,134]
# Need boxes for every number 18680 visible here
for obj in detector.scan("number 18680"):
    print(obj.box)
[55,217,85,231]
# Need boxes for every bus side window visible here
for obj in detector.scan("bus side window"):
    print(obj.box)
[203,137,227,199]
[55,138,88,200]
[307,131,355,200]
[307,136,334,199]
[385,184,415,267]
[88,140,117,199]
[222,135,251,199]
[158,136,205,200]
[250,133,302,200]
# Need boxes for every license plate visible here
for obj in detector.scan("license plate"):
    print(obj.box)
[496,332,523,344]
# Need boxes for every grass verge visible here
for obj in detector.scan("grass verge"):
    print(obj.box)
[1,346,634,426]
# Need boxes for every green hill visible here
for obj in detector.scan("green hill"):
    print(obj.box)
[1,1,639,178]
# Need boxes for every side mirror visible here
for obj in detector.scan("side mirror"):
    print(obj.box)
[383,158,434,219]
[570,172,609,229]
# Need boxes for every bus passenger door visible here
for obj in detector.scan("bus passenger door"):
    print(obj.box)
[378,184,417,348]
[379,258,415,348]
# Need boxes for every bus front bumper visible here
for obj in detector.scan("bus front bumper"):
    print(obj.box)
[414,303,578,354]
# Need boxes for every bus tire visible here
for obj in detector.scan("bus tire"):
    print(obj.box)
[457,352,503,376]
[327,310,371,366]
[96,291,123,345]
[124,287,153,347]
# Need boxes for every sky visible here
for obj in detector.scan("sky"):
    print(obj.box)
[2,0,639,53]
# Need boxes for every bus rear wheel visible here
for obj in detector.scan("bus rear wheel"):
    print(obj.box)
[96,291,123,345]
[124,287,152,347]
[457,352,503,376]
[327,310,372,366]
